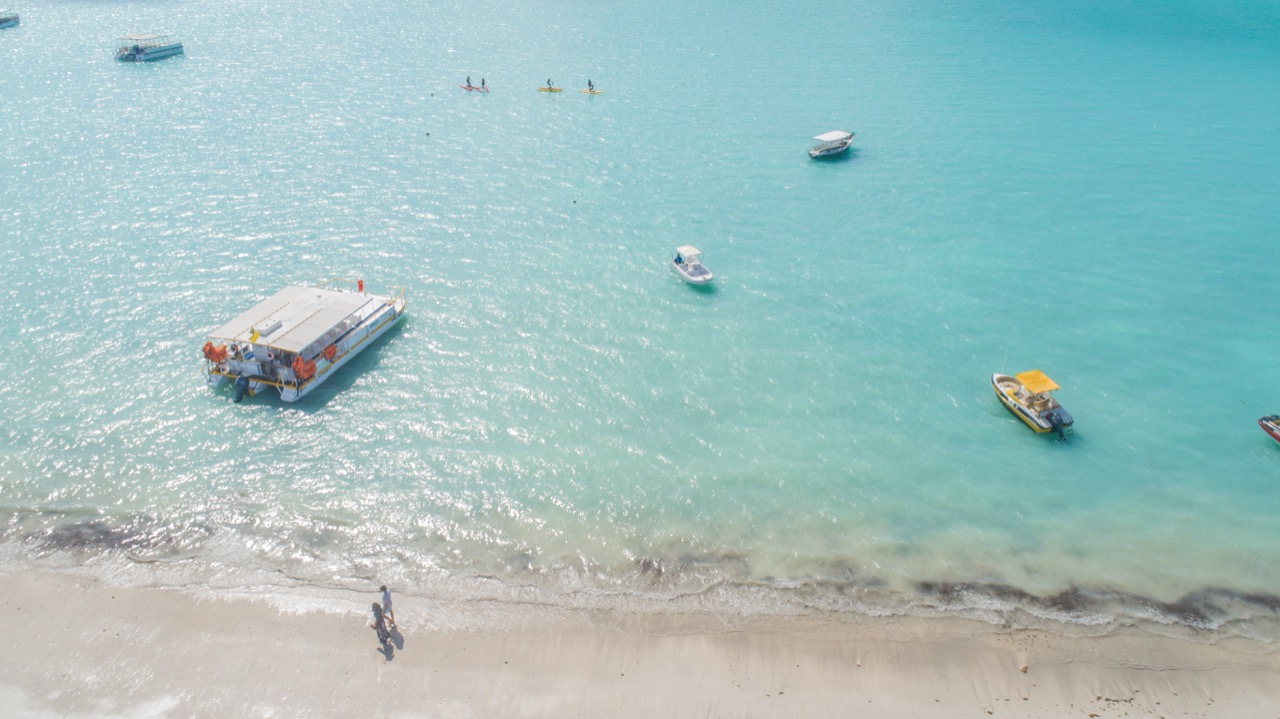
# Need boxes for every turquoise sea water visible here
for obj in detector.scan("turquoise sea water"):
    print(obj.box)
[2,0,1279,636]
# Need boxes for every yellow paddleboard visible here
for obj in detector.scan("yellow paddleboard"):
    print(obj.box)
[538,87,563,92]
[579,89,604,94]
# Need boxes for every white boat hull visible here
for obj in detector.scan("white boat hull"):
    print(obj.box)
[808,142,851,159]
[116,43,183,62]
[671,261,713,285]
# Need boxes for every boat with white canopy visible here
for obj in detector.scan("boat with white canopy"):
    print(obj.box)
[0,11,19,29]
[808,130,854,159]
[202,279,406,402]
[671,246,713,285]
[116,34,184,62]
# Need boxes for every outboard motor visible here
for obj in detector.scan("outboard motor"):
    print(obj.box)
[1047,407,1074,439]
[233,375,250,403]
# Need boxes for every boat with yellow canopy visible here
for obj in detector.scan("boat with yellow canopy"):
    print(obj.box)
[991,370,1073,438]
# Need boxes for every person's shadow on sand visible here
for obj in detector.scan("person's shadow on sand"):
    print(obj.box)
[389,625,404,651]
[371,602,396,661]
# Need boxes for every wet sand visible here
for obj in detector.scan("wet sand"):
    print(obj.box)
[1,570,1276,718]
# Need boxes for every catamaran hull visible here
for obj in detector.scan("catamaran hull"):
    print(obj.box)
[279,305,404,401]
[117,44,183,62]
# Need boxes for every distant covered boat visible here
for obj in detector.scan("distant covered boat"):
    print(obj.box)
[671,245,713,285]
[992,370,1073,438]
[808,130,854,159]
[116,34,183,62]
[203,279,406,403]
[1259,416,1280,446]
[0,11,19,29]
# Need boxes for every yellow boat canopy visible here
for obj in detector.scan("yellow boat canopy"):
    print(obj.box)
[1015,370,1060,394]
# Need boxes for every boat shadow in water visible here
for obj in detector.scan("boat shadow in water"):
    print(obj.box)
[223,316,409,412]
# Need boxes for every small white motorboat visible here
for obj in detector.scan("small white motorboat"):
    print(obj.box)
[0,11,19,29]
[808,130,854,159]
[992,370,1073,438]
[671,245,713,285]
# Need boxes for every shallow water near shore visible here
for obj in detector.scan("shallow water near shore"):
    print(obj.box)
[2,0,1279,639]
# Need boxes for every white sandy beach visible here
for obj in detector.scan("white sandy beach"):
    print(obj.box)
[1,570,1276,718]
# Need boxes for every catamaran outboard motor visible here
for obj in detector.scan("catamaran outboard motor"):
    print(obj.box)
[1046,407,1074,439]
[233,375,250,403]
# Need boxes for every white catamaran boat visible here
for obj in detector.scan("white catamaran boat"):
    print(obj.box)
[671,245,713,285]
[202,279,406,402]
[115,34,184,62]
[808,130,855,159]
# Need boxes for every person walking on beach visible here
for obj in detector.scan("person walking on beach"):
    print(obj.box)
[380,585,396,627]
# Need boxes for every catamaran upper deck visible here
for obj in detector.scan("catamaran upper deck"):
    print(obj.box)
[209,285,378,355]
